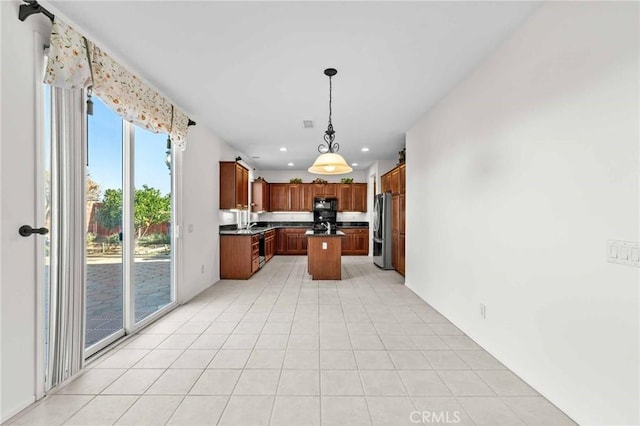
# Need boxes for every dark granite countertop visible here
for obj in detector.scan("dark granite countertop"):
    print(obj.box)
[220,221,368,235]
[304,230,345,236]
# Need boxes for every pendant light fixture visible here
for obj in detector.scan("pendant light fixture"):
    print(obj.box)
[308,68,353,175]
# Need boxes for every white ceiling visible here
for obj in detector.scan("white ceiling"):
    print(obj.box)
[49,1,538,171]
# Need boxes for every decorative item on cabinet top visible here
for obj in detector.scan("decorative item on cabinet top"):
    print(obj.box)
[289,178,303,183]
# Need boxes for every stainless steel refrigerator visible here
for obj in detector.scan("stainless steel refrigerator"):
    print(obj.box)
[373,193,393,269]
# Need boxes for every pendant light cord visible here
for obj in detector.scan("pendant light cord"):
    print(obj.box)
[328,75,332,128]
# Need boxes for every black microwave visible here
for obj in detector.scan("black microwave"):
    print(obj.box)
[313,197,337,211]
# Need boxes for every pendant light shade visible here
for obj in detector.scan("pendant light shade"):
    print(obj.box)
[308,152,352,175]
[309,68,352,175]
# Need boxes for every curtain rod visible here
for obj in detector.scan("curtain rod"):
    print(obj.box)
[19,1,54,23]
[18,1,197,128]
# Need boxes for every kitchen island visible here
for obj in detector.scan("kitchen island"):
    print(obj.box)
[305,230,345,280]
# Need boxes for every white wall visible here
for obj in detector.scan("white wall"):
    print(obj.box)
[256,169,367,183]
[180,126,239,302]
[405,3,638,425]
[0,1,52,421]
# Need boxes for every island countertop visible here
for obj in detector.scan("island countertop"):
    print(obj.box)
[304,230,345,237]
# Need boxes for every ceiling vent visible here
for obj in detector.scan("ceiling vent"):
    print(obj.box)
[302,120,314,129]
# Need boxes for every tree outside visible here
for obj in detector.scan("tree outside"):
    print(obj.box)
[92,185,171,256]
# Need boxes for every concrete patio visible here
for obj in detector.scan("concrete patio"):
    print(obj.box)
[85,257,171,347]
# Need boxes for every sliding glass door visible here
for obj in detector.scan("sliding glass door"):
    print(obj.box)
[85,97,176,356]
[133,127,174,324]
[85,97,125,350]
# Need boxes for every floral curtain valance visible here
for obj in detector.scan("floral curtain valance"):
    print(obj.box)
[44,19,189,149]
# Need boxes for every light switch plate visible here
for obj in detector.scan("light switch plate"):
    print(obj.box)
[608,240,640,267]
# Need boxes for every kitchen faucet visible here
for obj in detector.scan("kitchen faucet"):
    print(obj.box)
[246,222,257,230]
[321,222,331,232]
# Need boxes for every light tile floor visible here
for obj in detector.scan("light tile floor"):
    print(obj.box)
[10,256,576,426]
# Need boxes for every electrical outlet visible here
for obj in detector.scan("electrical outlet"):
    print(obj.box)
[322,242,327,250]
[608,240,640,267]
[480,304,487,320]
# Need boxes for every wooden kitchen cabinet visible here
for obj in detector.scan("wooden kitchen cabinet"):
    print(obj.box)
[337,184,352,211]
[288,185,301,211]
[275,228,287,254]
[337,183,367,212]
[269,184,312,211]
[220,234,259,279]
[287,184,313,211]
[267,182,365,212]
[392,232,399,271]
[265,229,276,261]
[340,228,369,255]
[392,195,400,234]
[352,183,367,212]
[312,183,337,198]
[269,183,288,211]
[398,233,405,275]
[307,234,343,280]
[381,173,392,193]
[276,228,308,255]
[382,162,406,276]
[300,184,313,211]
[220,161,249,210]
[252,179,270,212]
[390,168,400,195]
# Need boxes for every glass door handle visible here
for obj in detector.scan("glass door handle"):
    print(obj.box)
[19,225,49,237]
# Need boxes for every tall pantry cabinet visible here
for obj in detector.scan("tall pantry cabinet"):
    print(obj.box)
[381,163,405,276]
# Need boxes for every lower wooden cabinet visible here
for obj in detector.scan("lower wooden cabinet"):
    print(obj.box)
[265,230,276,261]
[276,228,308,255]
[220,234,260,279]
[340,228,369,255]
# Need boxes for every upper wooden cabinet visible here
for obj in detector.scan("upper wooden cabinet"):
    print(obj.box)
[381,173,392,193]
[269,183,288,211]
[390,168,400,195]
[301,184,313,211]
[251,179,270,212]
[337,183,367,212]
[381,163,405,195]
[288,185,301,211]
[220,161,249,210]
[312,183,337,198]
[352,183,367,212]
[337,184,352,211]
[266,182,366,212]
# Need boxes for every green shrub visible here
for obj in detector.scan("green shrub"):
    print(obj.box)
[137,233,170,245]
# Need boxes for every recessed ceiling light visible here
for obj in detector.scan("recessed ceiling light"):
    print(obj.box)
[351,163,358,167]
[288,162,294,166]
[361,147,369,152]
[280,147,287,152]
